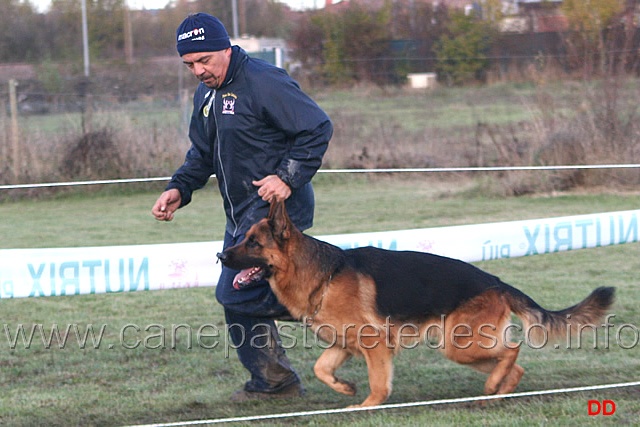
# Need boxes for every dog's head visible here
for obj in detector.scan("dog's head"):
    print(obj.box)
[216,199,293,289]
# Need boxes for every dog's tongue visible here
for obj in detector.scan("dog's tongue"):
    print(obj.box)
[233,267,263,290]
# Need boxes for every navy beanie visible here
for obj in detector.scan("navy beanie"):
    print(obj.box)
[176,13,231,56]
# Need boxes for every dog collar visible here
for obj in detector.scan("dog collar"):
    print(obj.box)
[303,272,333,327]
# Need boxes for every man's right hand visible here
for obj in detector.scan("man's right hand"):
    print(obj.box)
[151,189,182,221]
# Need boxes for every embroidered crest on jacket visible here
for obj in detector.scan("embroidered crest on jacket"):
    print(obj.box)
[222,93,237,115]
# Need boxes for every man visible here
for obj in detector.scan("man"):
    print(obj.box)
[151,13,332,401]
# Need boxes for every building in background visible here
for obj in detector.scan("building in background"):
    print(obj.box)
[231,36,288,69]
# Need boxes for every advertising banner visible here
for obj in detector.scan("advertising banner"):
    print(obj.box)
[0,210,637,299]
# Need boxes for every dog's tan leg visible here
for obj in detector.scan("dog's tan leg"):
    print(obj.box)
[313,347,356,396]
[442,290,524,396]
[496,363,524,394]
[353,345,395,407]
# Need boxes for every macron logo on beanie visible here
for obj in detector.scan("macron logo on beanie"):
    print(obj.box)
[177,28,205,42]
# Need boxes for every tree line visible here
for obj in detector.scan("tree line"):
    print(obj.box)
[1,0,639,88]
[0,0,293,63]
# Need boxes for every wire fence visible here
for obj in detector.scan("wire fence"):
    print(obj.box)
[3,76,640,196]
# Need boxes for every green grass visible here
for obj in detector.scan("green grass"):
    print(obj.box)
[17,103,185,135]
[0,177,639,426]
[21,84,535,140]
[315,85,540,132]
[2,175,640,248]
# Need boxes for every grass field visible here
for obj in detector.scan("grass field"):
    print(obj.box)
[14,79,640,193]
[1,176,639,426]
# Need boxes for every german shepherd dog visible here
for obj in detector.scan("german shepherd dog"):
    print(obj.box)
[217,200,615,407]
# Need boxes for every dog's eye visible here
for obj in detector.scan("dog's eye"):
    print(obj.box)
[246,236,261,249]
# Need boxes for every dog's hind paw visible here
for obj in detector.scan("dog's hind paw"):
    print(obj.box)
[333,378,357,396]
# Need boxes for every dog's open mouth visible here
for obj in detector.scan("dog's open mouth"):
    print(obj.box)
[233,266,266,289]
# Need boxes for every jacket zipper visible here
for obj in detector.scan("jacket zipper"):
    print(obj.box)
[211,89,239,237]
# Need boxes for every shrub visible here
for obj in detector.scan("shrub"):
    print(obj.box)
[434,11,497,86]
[61,128,128,180]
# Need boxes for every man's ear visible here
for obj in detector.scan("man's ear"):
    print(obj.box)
[268,198,290,242]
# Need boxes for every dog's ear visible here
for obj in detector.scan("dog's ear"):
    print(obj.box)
[268,198,291,242]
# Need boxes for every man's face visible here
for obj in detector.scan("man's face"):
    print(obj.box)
[182,48,232,89]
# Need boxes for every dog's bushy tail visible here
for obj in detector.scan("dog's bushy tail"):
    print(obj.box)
[502,284,615,343]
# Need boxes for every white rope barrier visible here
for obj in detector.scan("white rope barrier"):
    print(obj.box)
[126,380,640,427]
[2,164,640,190]
[321,164,640,173]
[0,176,171,190]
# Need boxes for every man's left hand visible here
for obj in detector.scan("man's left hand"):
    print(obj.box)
[253,175,291,202]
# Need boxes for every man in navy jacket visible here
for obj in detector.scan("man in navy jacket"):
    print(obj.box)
[152,13,332,401]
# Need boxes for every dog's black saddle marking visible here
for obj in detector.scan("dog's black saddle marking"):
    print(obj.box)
[345,246,504,321]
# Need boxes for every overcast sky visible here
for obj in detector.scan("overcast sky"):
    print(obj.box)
[30,0,326,12]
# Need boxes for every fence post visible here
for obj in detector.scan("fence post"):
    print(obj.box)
[9,79,19,183]
[0,93,5,167]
